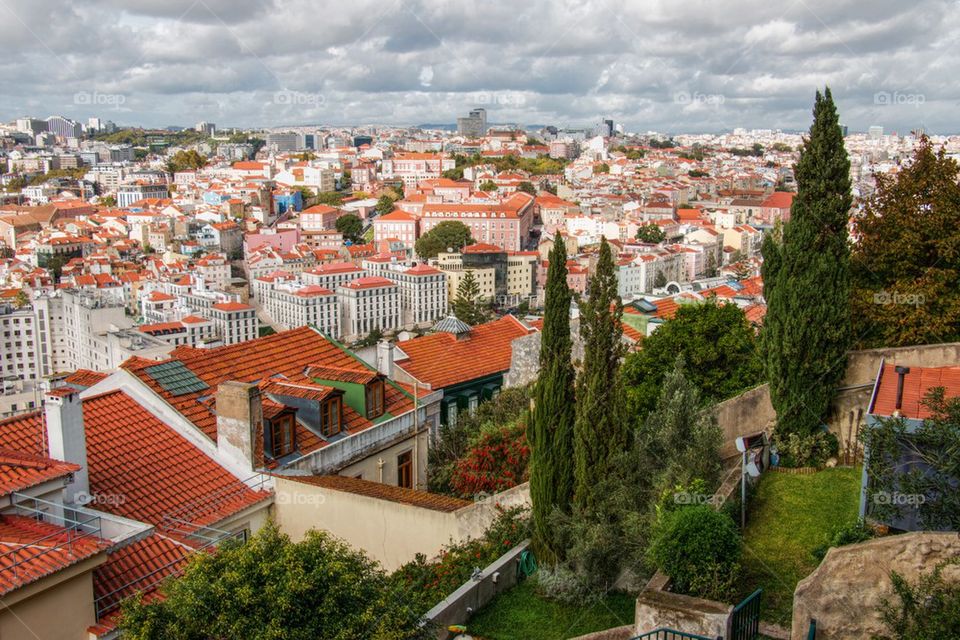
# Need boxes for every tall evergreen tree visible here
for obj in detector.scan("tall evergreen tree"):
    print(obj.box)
[528,235,576,563]
[573,237,627,511]
[762,88,852,438]
[450,270,489,325]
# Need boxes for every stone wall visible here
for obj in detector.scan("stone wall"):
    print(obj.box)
[791,532,960,640]
[634,588,732,639]
[713,342,960,461]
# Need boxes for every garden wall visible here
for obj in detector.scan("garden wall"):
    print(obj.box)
[422,540,531,638]
[713,342,960,460]
[634,588,731,638]
[791,532,960,640]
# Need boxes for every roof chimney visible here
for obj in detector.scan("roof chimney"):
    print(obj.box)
[44,386,89,504]
[376,339,394,377]
[216,381,264,474]
[894,366,911,411]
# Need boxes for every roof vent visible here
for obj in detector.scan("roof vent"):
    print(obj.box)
[432,312,472,336]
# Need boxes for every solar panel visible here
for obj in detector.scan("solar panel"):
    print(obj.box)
[144,361,210,396]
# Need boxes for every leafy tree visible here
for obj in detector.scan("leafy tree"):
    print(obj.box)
[851,138,960,347]
[450,270,489,325]
[314,191,345,206]
[450,422,529,497]
[762,88,852,438]
[771,142,794,153]
[13,290,29,309]
[295,151,316,161]
[479,179,498,191]
[862,388,960,531]
[294,186,315,207]
[375,195,395,216]
[638,357,723,491]
[335,214,364,243]
[414,220,473,259]
[99,194,117,207]
[622,300,763,419]
[573,238,627,510]
[517,181,537,195]
[688,169,709,178]
[165,150,207,173]
[442,167,464,180]
[427,386,530,495]
[594,163,610,174]
[528,235,576,563]
[875,558,960,640]
[119,521,427,640]
[635,223,666,244]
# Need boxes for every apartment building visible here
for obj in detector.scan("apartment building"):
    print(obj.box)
[337,277,401,341]
[419,192,535,252]
[210,301,259,345]
[372,210,418,248]
[300,261,366,290]
[117,183,170,208]
[259,282,340,335]
[382,153,456,187]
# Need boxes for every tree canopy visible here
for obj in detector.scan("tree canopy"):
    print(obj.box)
[414,220,473,259]
[622,300,763,420]
[166,150,207,173]
[119,522,427,640]
[335,214,364,243]
[450,270,489,325]
[635,223,667,244]
[850,137,960,348]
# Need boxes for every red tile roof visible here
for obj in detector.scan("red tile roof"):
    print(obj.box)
[122,326,414,445]
[285,475,471,512]
[93,533,195,618]
[341,276,395,289]
[0,514,110,596]
[211,301,253,311]
[394,316,532,389]
[871,364,960,420]
[0,449,79,496]
[0,393,269,531]
[64,369,109,388]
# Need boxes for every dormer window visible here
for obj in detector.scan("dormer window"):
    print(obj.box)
[321,397,342,437]
[366,379,384,419]
[269,414,295,458]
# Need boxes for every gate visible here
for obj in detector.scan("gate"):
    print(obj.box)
[730,588,762,640]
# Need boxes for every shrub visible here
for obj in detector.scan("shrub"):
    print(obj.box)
[875,558,960,640]
[449,421,530,498]
[647,505,742,599]
[813,519,874,561]
[775,430,838,468]
[389,507,530,614]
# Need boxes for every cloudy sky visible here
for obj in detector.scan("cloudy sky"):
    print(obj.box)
[1,0,956,133]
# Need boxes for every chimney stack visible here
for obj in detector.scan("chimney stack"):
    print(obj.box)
[376,339,393,377]
[44,386,89,504]
[216,381,263,474]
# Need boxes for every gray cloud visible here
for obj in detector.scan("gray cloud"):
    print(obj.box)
[1,0,957,133]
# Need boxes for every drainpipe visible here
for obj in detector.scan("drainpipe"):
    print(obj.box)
[894,366,910,411]
[377,457,384,483]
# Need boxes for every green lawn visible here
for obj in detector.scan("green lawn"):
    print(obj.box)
[467,579,635,640]
[739,467,862,626]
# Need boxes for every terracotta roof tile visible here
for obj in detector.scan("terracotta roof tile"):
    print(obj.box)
[0,449,79,496]
[285,475,471,512]
[871,364,960,420]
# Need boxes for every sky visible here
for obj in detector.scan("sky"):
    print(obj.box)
[1,0,956,134]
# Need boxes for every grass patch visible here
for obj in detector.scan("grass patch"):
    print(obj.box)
[739,466,862,626]
[467,579,635,640]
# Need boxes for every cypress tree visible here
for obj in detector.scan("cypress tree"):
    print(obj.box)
[573,237,627,511]
[762,88,852,438]
[528,235,576,563]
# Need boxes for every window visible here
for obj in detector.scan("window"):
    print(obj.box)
[397,450,413,489]
[366,379,385,419]
[270,414,295,457]
[321,397,342,437]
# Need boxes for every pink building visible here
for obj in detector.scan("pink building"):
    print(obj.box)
[419,193,535,252]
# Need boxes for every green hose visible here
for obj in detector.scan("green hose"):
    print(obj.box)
[518,549,537,579]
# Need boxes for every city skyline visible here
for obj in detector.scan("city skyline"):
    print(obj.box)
[1,0,956,134]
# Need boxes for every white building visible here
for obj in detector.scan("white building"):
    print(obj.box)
[301,262,366,290]
[210,302,258,345]
[337,277,401,341]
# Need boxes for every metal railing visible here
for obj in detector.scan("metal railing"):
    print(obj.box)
[93,526,245,620]
[632,630,720,640]
[3,493,104,589]
[730,588,762,640]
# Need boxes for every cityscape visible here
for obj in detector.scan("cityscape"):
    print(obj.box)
[1,2,959,640]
